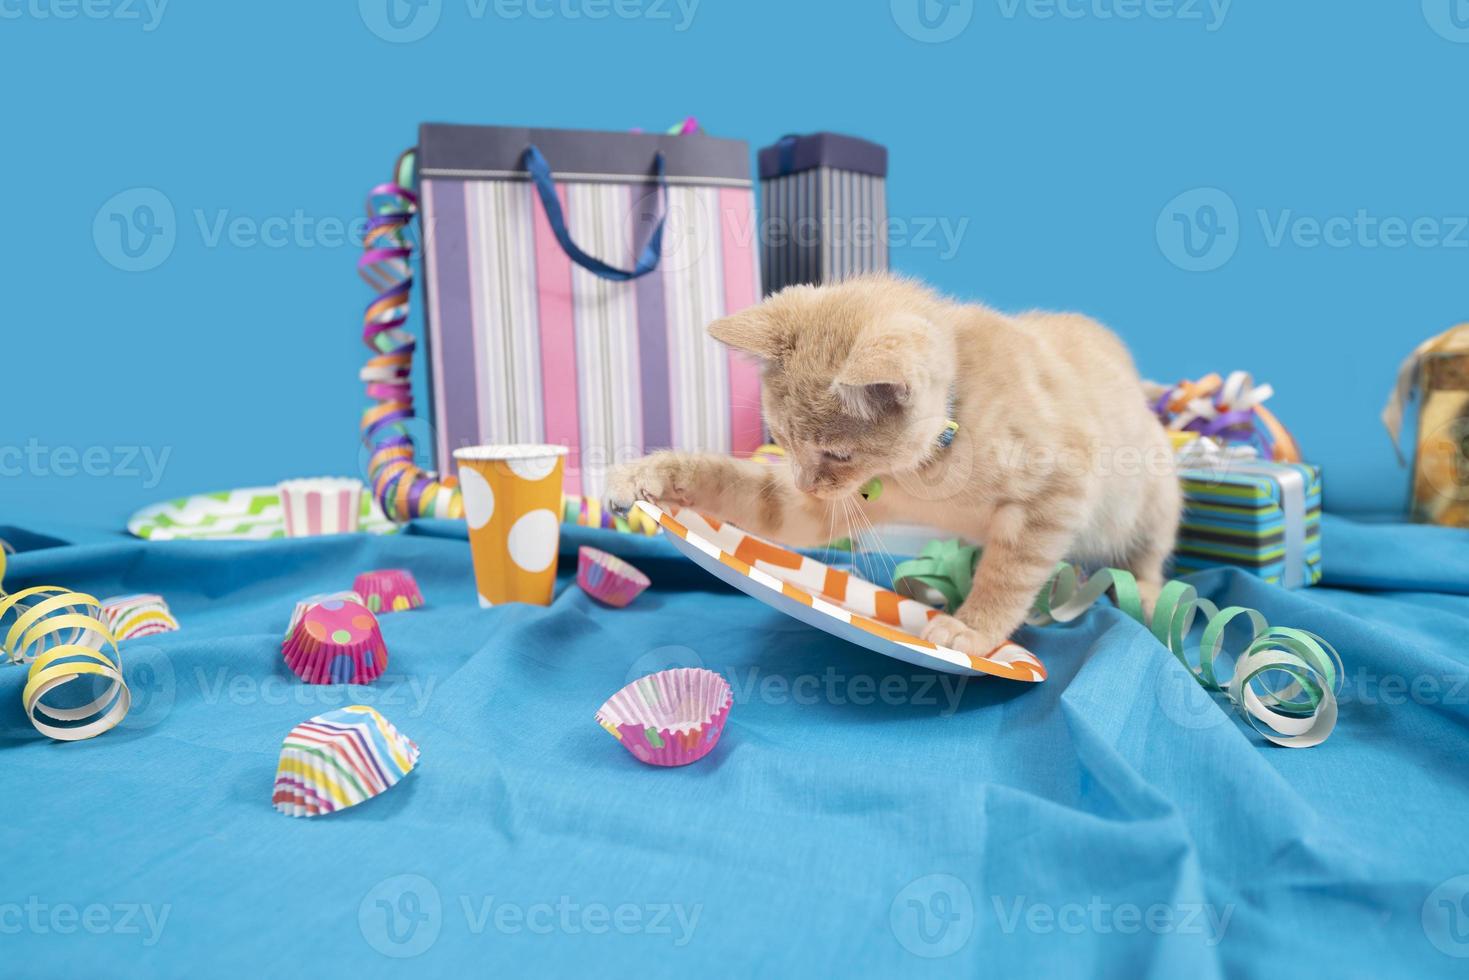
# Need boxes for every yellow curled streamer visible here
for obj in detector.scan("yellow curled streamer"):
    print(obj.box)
[0,547,131,741]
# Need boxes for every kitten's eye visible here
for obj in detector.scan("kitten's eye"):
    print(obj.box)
[822,450,852,463]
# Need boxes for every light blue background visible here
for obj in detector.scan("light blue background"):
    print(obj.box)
[6,0,1467,527]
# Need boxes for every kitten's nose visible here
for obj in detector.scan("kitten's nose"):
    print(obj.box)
[792,464,818,494]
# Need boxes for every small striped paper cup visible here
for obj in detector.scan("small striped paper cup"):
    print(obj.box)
[576,547,650,608]
[596,668,732,767]
[277,478,364,537]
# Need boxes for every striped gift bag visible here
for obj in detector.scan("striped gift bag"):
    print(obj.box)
[757,133,889,295]
[417,123,763,498]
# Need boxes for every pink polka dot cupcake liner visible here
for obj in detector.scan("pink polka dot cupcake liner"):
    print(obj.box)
[596,668,732,767]
[285,590,364,639]
[576,547,651,608]
[352,569,424,614]
[281,597,389,685]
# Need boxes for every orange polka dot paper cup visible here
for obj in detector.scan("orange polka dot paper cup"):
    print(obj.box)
[453,445,569,608]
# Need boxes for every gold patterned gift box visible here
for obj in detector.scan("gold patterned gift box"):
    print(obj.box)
[1383,324,1469,527]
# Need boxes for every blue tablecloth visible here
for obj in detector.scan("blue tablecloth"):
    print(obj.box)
[3,515,1468,977]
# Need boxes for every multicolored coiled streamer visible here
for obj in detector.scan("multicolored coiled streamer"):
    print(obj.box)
[892,540,1340,748]
[358,150,464,523]
[0,547,131,741]
[355,152,682,535]
[563,494,660,536]
[1149,371,1301,463]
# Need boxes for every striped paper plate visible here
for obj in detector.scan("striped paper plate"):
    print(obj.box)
[127,487,397,541]
[637,502,1045,681]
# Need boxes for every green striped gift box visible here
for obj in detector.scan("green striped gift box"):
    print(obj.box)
[1174,461,1322,588]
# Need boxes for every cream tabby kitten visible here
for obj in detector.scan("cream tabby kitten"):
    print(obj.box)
[606,275,1181,659]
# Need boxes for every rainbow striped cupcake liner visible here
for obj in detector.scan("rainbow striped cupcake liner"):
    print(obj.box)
[576,547,651,608]
[272,705,419,817]
[100,594,179,642]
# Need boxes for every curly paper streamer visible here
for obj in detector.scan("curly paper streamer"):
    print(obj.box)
[562,494,661,536]
[892,540,1340,747]
[0,547,132,741]
[1150,371,1301,463]
[358,150,464,523]
[356,151,697,536]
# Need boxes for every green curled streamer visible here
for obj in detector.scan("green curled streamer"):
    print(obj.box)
[891,540,1341,748]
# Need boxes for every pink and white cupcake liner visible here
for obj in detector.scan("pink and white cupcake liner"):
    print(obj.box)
[277,478,364,537]
[577,547,651,608]
[352,569,424,614]
[596,668,732,767]
[281,597,388,685]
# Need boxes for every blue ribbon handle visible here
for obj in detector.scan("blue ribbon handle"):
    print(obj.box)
[522,145,666,281]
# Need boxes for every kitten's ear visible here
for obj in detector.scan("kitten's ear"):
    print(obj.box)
[708,308,786,360]
[833,317,929,416]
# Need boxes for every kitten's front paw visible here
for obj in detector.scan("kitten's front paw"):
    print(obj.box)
[605,453,700,515]
[920,613,1010,658]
